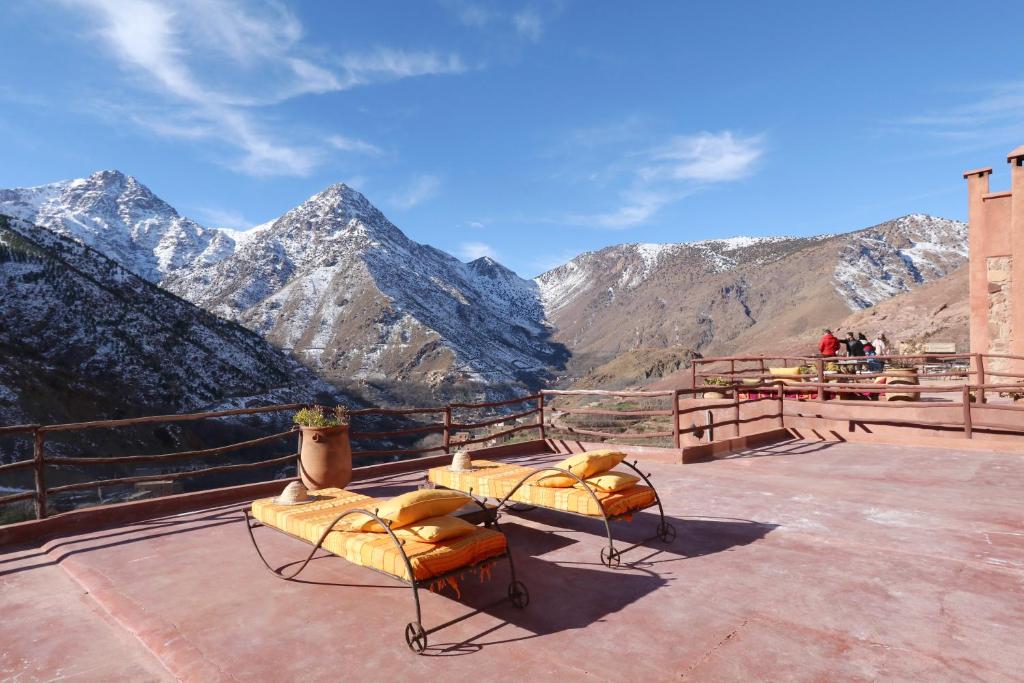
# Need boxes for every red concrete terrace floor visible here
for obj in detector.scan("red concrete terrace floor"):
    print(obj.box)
[2,440,1023,682]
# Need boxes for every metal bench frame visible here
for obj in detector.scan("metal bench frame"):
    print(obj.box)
[436,459,676,568]
[242,504,528,654]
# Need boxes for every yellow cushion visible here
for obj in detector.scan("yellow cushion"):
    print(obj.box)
[354,489,471,532]
[769,366,803,378]
[428,460,657,517]
[402,515,477,543]
[575,471,640,493]
[536,449,627,488]
[250,489,506,581]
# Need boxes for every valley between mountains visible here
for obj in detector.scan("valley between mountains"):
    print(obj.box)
[0,170,969,424]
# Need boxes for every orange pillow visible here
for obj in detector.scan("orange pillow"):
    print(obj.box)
[401,515,476,542]
[350,489,470,532]
[575,471,640,493]
[535,449,627,488]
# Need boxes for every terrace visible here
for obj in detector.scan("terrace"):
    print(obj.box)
[2,353,1023,680]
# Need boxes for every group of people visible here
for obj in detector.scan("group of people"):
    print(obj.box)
[818,329,891,371]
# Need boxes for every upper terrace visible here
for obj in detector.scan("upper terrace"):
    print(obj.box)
[2,353,1023,680]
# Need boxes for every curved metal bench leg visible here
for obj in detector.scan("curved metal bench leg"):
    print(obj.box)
[243,508,325,581]
[503,543,530,609]
[621,460,677,544]
[404,580,427,653]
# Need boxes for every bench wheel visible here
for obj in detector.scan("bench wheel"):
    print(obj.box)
[656,521,677,543]
[508,580,530,609]
[600,546,621,568]
[404,621,427,653]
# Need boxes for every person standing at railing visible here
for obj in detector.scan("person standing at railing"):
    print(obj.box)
[819,329,841,357]
[872,333,889,357]
[862,335,882,372]
[843,332,864,357]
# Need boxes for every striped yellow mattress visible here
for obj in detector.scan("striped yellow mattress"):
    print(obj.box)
[428,459,657,518]
[251,488,507,582]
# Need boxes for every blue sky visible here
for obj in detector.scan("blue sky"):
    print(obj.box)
[2,1,1024,276]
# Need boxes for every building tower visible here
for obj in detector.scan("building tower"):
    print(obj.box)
[964,145,1024,375]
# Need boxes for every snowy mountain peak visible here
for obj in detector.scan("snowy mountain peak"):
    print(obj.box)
[467,255,517,279]
[0,170,230,282]
[275,182,406,244]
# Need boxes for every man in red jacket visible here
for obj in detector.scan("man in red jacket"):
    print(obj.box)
[819,329,840,357]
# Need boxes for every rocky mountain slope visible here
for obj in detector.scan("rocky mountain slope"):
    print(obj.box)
[160,183,566,401]
[772,265,970,357]
[0,214,335,429]
[1,171,967,402]
[0,171,236,283]
[2,173,567,403]
[536,214,966,368]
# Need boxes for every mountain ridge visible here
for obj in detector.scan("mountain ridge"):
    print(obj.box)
[0,171,969,401]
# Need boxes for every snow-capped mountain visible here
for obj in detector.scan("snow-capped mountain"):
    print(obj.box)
[832,214,967,309]
[535,214,967,363]
[0,170,235,282]
[1,172,566,401]
[0,168,966,397]
[0,214,337,428]
[160,183,565,398]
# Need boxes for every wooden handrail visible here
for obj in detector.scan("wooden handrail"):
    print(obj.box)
[45,452,300,495]
[449,406,540,430]
[45,429,295,466]
[37,403,307,432]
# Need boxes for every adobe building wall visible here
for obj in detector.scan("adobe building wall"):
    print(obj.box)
[964,145,1024,375]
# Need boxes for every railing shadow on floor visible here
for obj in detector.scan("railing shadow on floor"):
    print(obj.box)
[0,504,241,577]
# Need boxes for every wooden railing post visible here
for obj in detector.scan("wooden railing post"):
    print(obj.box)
[733,385,741,437]
[777,382,785,428]
[962,385,973,439]
[443,406,452,454]
[691,360,697,390]
[672,389,681,449]
[537,393,546,441]
[974,354,986,404]
[33,428,46,519]
[759,357,766,382]
[816,358,825,401]
[730,359,736,380]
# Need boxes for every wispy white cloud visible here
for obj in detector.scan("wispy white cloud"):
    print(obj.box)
[326,135,384,156]
[442,1,560,42]
[567,130,765,229]
[643,132,764,183]
[389,175,441,210]
[338,48,466,85]
[888,81,1024,146]
[195,206,252,230]
[512,10,544,41]
[64,0,467,177]
[468,221,486,229]
[459,241,499,260]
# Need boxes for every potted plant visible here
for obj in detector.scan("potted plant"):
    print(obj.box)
[702,377,732,400]
[883,359,919,402]
[293,405,352,490]
[998,382,1024,403]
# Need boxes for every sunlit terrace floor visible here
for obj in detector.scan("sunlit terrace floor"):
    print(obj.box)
[2,440,1023,682]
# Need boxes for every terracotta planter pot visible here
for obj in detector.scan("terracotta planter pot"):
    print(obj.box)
[702,390,731,400]
[883,368,919,402]
[298,425,352,490]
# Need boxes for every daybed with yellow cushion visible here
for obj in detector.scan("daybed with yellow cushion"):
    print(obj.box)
[428,450,675,568]
[243,487,528,653]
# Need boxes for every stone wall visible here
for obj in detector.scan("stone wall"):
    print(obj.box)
[987,256,1013,373]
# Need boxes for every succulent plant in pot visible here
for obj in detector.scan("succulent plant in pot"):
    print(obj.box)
[702,376,732,399]
[998,382,1024,403]
[294,405,352,490]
